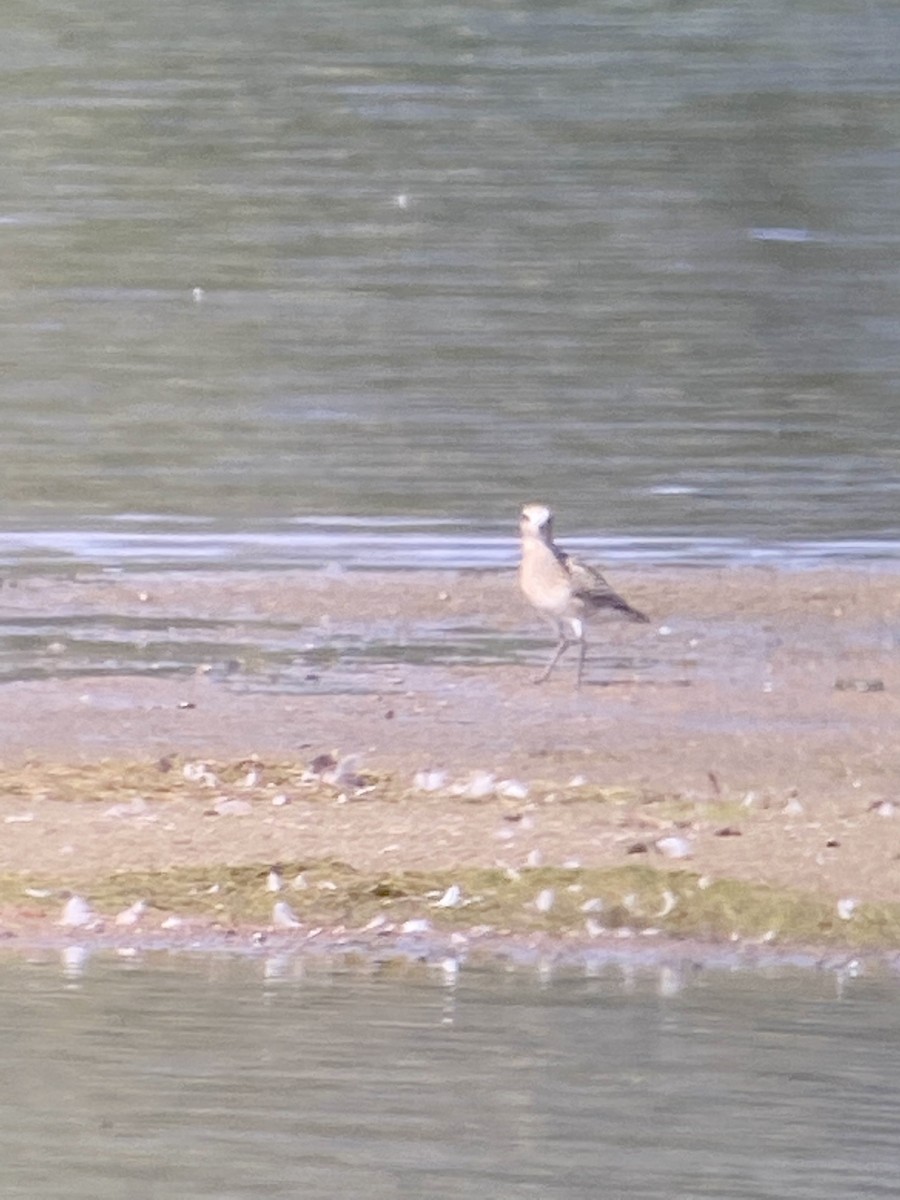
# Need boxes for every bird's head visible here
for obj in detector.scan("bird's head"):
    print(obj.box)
[519,503,554,540]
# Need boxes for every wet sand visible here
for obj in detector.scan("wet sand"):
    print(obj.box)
[0,565,898,957]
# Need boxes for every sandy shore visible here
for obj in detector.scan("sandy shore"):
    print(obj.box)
[0,565,898,957]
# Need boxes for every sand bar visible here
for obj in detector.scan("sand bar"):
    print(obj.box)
[0,565,898,958]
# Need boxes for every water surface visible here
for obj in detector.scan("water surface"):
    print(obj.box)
[1,955,898,1198]
[2,0,899,570]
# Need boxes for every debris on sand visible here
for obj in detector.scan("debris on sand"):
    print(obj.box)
[114,900,147,927]
[272,901,301,929]
[432,884,462,909]
[413,768,448,793]
[655,836,693,860]
[59,895,96,928]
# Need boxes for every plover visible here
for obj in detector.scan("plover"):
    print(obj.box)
[518,503,649,686]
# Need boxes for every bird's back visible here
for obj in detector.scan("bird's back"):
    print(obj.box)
[563,552,649,623]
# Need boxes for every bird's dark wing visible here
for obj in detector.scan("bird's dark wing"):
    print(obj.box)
[562,553,649,623]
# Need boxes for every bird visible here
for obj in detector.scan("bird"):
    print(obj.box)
[518,503,649,686]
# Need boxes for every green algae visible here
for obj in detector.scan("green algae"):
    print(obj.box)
[0,756,380,806]
[2,756,898,951]
[0,756,718,816]
[6,860,900,950]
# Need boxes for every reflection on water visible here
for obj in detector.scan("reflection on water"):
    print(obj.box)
[2,0,900,568]
[1,954,899,1199]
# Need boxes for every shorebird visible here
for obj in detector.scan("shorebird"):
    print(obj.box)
[518,503,649,686]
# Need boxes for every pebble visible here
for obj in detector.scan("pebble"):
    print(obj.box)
[212,798,253,817]
[59,895,95,928]
[834,677,884,693]
[455,771,495,800]
[655,835,693,860]
[183,761,218,786]
[413,769,448,793]
[114,900,147,927]
[496,779,529,800]
[103,797,151,820]
[401,918,431,934]
[433,884,462,909]
[321,755,365,788]
[272,901,302,929]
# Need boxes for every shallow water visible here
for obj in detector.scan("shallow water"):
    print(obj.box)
[0,562,890,691]
[0,604,669,693]
[3,0,900,570]
[0,569,794,693]
[1,954,899,1198]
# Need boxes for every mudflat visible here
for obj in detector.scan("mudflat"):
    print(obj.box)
[0,565,898,953]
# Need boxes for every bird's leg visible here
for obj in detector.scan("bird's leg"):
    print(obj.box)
[575,638,588,688]
[534,634,570,684]
[534,618,585,685]
[571,618,588,688]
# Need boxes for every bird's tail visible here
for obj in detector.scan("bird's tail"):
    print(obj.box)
[611,596,650,624]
